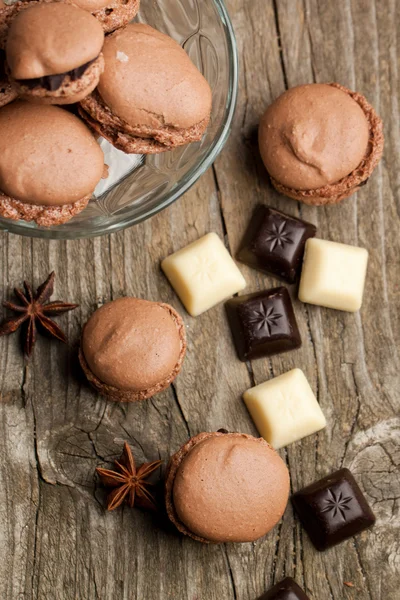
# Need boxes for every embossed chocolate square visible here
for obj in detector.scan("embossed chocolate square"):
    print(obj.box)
[226,287,301,361]
[259,577,310,600]
[238,205,316,283]
[292,468,376,551]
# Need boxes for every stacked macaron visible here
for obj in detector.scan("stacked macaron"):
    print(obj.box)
[0,1,213,226]
[5,3,105,104]
[79,24,212,154]
[0,101,105,225]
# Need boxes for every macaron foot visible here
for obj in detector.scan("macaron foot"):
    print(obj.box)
[79,94,211,155]
[0,76,18,107]
[92,0,140,34]
[0,193,90,226]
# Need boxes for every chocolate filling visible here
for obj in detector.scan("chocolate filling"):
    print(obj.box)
[17,57,97,92]
[0,50,6,81]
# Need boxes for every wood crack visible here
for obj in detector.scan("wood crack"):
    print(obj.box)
[325,574,335,600]
[341,364,361,467]
[240,50,249,133]
[30,483,40,600]
[212,164,232,253]
[302,0,317,82]
[271,517,284,584]
[353,538,373,599]
[171,382,190,437]
[245,360,256,389]
[222,546,238,600]
[272,0,289,89]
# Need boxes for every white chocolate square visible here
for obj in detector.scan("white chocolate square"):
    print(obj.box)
[243,368,326,449]
[299,238,368,312]
[161,233,246,317]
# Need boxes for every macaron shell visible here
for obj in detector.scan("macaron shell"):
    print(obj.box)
[0,101,104,206]
[98,24,212,130]
[169,433,290,543]
[259,83,370,191]
[6,3,104,79]
[81,297,184,391]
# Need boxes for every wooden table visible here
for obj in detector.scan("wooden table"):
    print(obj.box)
[1,1,399,598]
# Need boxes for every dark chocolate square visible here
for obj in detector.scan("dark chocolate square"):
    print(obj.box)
[238,205,316,283]
[226,287,301,361]
[292,468,376,551]
[259,577,310,600]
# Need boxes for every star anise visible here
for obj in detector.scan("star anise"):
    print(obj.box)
[96,442,162,512]
[0,271,78,356]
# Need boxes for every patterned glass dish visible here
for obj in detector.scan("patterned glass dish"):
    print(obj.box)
[0,0,238,239]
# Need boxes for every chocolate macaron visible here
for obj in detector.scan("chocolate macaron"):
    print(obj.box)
[0,100,105,225]
[72,0,140,34]
[6,2,105,104]
[79,297,187,402]
[79,24,212,154]
[259,83,384,205]
[165,431,290,543]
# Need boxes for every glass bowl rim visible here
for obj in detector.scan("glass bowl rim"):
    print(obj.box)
[1,0,238,240]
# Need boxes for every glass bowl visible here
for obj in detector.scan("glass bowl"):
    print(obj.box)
[0,0,238,239]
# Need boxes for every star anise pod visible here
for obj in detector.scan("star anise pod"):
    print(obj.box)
[0,271,78,356]
[96,442,162,512]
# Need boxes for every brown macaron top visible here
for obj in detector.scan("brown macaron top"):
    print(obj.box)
[72,0,110,11]
[0,101,104,206]
[170,432,290,543]
[97,23,212,130]
[6,3,104,80]
[259,83,370,191]
[81,297,183,392]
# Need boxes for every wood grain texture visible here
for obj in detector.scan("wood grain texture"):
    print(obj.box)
[0,1,399,599]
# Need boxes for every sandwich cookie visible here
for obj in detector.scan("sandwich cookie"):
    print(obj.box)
[259,83,384,205]
[165,431,290,543]
[71,0,140,34]
[0,101,105,226]
[6,2,105,104]
[79,297,187,402]
[79,23,212,154]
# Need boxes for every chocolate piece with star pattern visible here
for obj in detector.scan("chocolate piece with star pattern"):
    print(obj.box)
[259,577,310,600]
[292,468,376,550]
[237,205,316,283]
[225,287,301,361]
